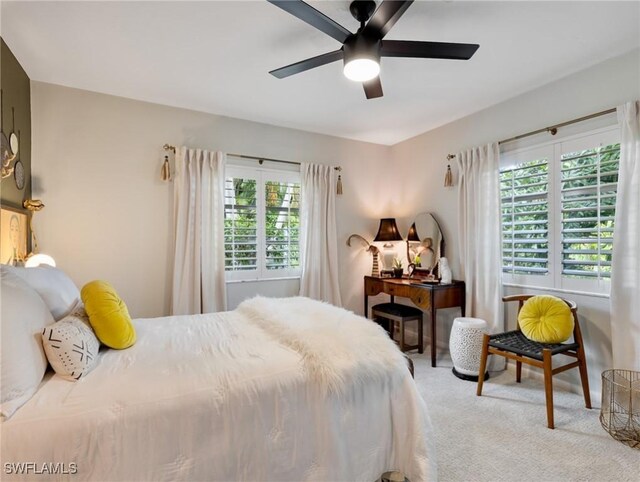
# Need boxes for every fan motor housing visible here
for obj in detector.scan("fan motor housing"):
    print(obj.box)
[343,34,381,65]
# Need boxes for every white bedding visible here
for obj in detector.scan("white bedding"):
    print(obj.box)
[1,297,436,481]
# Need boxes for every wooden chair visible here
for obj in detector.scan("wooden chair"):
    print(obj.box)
[476,294,591,429]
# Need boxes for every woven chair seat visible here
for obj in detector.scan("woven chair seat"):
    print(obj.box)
[371,303,422,319]
[488,330,579,361]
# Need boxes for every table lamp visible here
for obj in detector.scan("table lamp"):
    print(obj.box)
[374,218,402,274]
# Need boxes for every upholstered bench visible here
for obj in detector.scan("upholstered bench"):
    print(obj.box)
[372,303,423,353]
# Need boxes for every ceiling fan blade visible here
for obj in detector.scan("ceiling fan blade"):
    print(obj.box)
[381,40,479,60]
[269,49,344,79]
[363,0,414,40]
[363,77,383,99]
[268,0,352,44]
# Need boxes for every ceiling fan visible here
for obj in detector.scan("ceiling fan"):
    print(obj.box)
[268,0,479,99]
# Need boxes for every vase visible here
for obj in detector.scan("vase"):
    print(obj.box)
[393,268,403,278]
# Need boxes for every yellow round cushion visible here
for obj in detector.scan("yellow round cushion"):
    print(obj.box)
[81,280,136,349]
[518,295,574,343]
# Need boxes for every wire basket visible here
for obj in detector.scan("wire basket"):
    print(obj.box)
[600,369,640,449]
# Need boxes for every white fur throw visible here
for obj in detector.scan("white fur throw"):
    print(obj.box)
[236,296,408,395]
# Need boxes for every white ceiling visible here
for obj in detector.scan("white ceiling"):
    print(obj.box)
[2,1,639,145]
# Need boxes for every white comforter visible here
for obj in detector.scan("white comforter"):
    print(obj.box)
[1,297,436,481]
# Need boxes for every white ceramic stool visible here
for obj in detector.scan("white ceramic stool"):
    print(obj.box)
[449,317,490,382]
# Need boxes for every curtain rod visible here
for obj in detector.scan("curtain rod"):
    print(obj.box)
[163,145,341,171]
[446,107,617,160]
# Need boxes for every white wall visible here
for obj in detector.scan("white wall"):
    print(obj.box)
[30,82,394,318]
[391,49,640,402]
[31,49,640,402]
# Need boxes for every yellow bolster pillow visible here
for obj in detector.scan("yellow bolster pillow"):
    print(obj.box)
[81,280,136,349]
[518,295,574,344]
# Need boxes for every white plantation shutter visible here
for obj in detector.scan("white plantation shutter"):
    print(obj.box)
[224,175,258,273]
[265,180,300,271]
[501,158,550,276]
[560,143,619,279]
[500,126,620,294]
[224,164,301,280]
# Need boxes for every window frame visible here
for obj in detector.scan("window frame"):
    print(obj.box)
[500,125,620,296]
[224,163,301,282]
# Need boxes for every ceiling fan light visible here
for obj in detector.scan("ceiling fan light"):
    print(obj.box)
[343,58,380,82]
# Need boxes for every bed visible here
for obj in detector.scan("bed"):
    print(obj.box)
[1,271,436,481]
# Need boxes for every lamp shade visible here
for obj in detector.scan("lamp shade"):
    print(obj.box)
[374,218,402,242]
[407,223,420,242]
[25,253,56,268]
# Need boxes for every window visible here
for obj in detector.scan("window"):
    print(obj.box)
[224,164,301,281]
[500,127,620,294]
[501,156,550,276]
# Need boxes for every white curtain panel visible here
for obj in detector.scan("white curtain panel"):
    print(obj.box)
[457,143,504,346]
[611,101,640,370]
[299,163,342,306]
[171,148,227,315]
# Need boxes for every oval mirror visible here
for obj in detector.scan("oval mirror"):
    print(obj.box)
[407,212,444,273]
[9,132,18,155]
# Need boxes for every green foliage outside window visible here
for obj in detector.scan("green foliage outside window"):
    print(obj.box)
[501,142,620,279]
[224,177,300,272]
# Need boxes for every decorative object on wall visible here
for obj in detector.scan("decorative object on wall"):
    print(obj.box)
[346,234,380,277]
[336,166,343,195]
[267,0,479,99]
[13,159,24,190]
[23,198,45,256]
[1,91,20,180]
[374,218,402,274]
[0,204,29,265]
[9,119,19,158]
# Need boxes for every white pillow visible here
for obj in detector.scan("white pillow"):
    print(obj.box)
[3,265,81,320]
[42,307,100,381]
[0,268,54,420]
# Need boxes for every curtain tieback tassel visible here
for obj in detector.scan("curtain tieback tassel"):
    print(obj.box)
[444,164,453,187]
[161,155,171,181]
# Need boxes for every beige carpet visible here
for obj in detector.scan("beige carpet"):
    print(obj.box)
[409,353,638,482]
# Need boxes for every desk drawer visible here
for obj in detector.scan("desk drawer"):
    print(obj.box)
[384,282,412,298]
[365,278,384,296]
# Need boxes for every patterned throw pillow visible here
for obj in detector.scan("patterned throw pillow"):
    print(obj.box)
[41,307,100,381]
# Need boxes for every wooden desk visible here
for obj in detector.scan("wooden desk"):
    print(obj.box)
[364,276,466,367]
